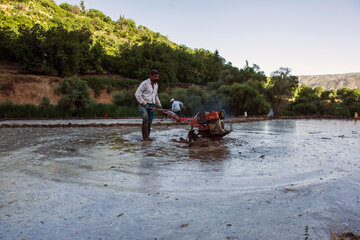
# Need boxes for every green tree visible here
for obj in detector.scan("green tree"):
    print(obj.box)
[54,77,91,116]
[314,86,323,97]
[118,42,178,86]
[80,0,86,13]
[267,67,299,116]
[338,88,360,106]
[291,85,320,115]
[43,25,92,76]
[89,40,106,73]
[0,27,17,61]
[337,88,360,116]
[318,101,342,116]
[219,82,270,116]
[240,61,267,86]
[16,24,45,73]
[320,90,336,102]
[217,65,242,85]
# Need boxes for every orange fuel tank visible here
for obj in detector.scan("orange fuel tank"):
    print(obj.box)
[205,112,219,121]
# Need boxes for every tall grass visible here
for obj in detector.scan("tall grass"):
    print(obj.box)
[0,102,139,118]
[84,103,138,117]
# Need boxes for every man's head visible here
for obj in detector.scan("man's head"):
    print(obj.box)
[150,69,159,83]
[170,99,174,103]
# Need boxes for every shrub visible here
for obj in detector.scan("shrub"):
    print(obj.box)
[87,9,107,21]
[112,90,137,106]
[39,97,51,108]
[54,77,91,116]
[59,3,80,14]
[293,102,318,115]
[15,3,26,10]
[83,102,138,117]
[116,16,136,30]
[348,102,360,117]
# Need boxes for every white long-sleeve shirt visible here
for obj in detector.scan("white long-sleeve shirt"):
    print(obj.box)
[135,78,162,107]
[172,101,183,112]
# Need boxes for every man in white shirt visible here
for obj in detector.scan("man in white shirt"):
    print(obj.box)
[135,69,162,140]
[170,99,183,116]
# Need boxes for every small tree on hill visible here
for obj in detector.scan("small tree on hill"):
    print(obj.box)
[80,0,86,13]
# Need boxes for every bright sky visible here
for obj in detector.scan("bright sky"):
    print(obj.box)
[54,0,360,76]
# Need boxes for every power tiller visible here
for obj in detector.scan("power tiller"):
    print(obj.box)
[153,108,231,141]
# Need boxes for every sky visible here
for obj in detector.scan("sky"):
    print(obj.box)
[54,0,360,76]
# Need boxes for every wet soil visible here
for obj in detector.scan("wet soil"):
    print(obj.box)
[0,119,359,239]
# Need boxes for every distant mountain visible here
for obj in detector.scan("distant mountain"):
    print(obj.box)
[298,73,360,90]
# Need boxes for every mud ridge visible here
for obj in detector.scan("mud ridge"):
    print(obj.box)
[0,116,358,128]
[0,122,188,128]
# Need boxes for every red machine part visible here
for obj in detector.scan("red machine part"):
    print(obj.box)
[154,108,206,130]
[205,111,219,121]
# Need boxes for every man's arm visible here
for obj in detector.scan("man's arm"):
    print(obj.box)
[155,94,162,108]
[135,82,147,105]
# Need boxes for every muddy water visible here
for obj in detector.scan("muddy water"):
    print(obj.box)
[0,119,359,239]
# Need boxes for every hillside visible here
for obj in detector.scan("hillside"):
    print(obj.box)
[0,0,228,87]
[0,61,124,105]
[298,72,360,90]
[0,0,176,55]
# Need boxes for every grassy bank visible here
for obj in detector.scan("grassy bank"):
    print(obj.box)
[0,102,139,118]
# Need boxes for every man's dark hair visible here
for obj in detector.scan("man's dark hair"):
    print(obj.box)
[150,69,159,75]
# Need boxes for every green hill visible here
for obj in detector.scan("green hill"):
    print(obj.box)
[0,0,175,55]
[0,0,232,86]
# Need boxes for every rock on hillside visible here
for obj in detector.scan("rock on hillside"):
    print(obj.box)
[298,72,360,90]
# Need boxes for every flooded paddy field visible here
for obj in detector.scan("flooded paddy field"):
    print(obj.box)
[0,119,359,239]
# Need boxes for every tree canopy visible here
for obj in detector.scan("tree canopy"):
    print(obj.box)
[267,67,299,116]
